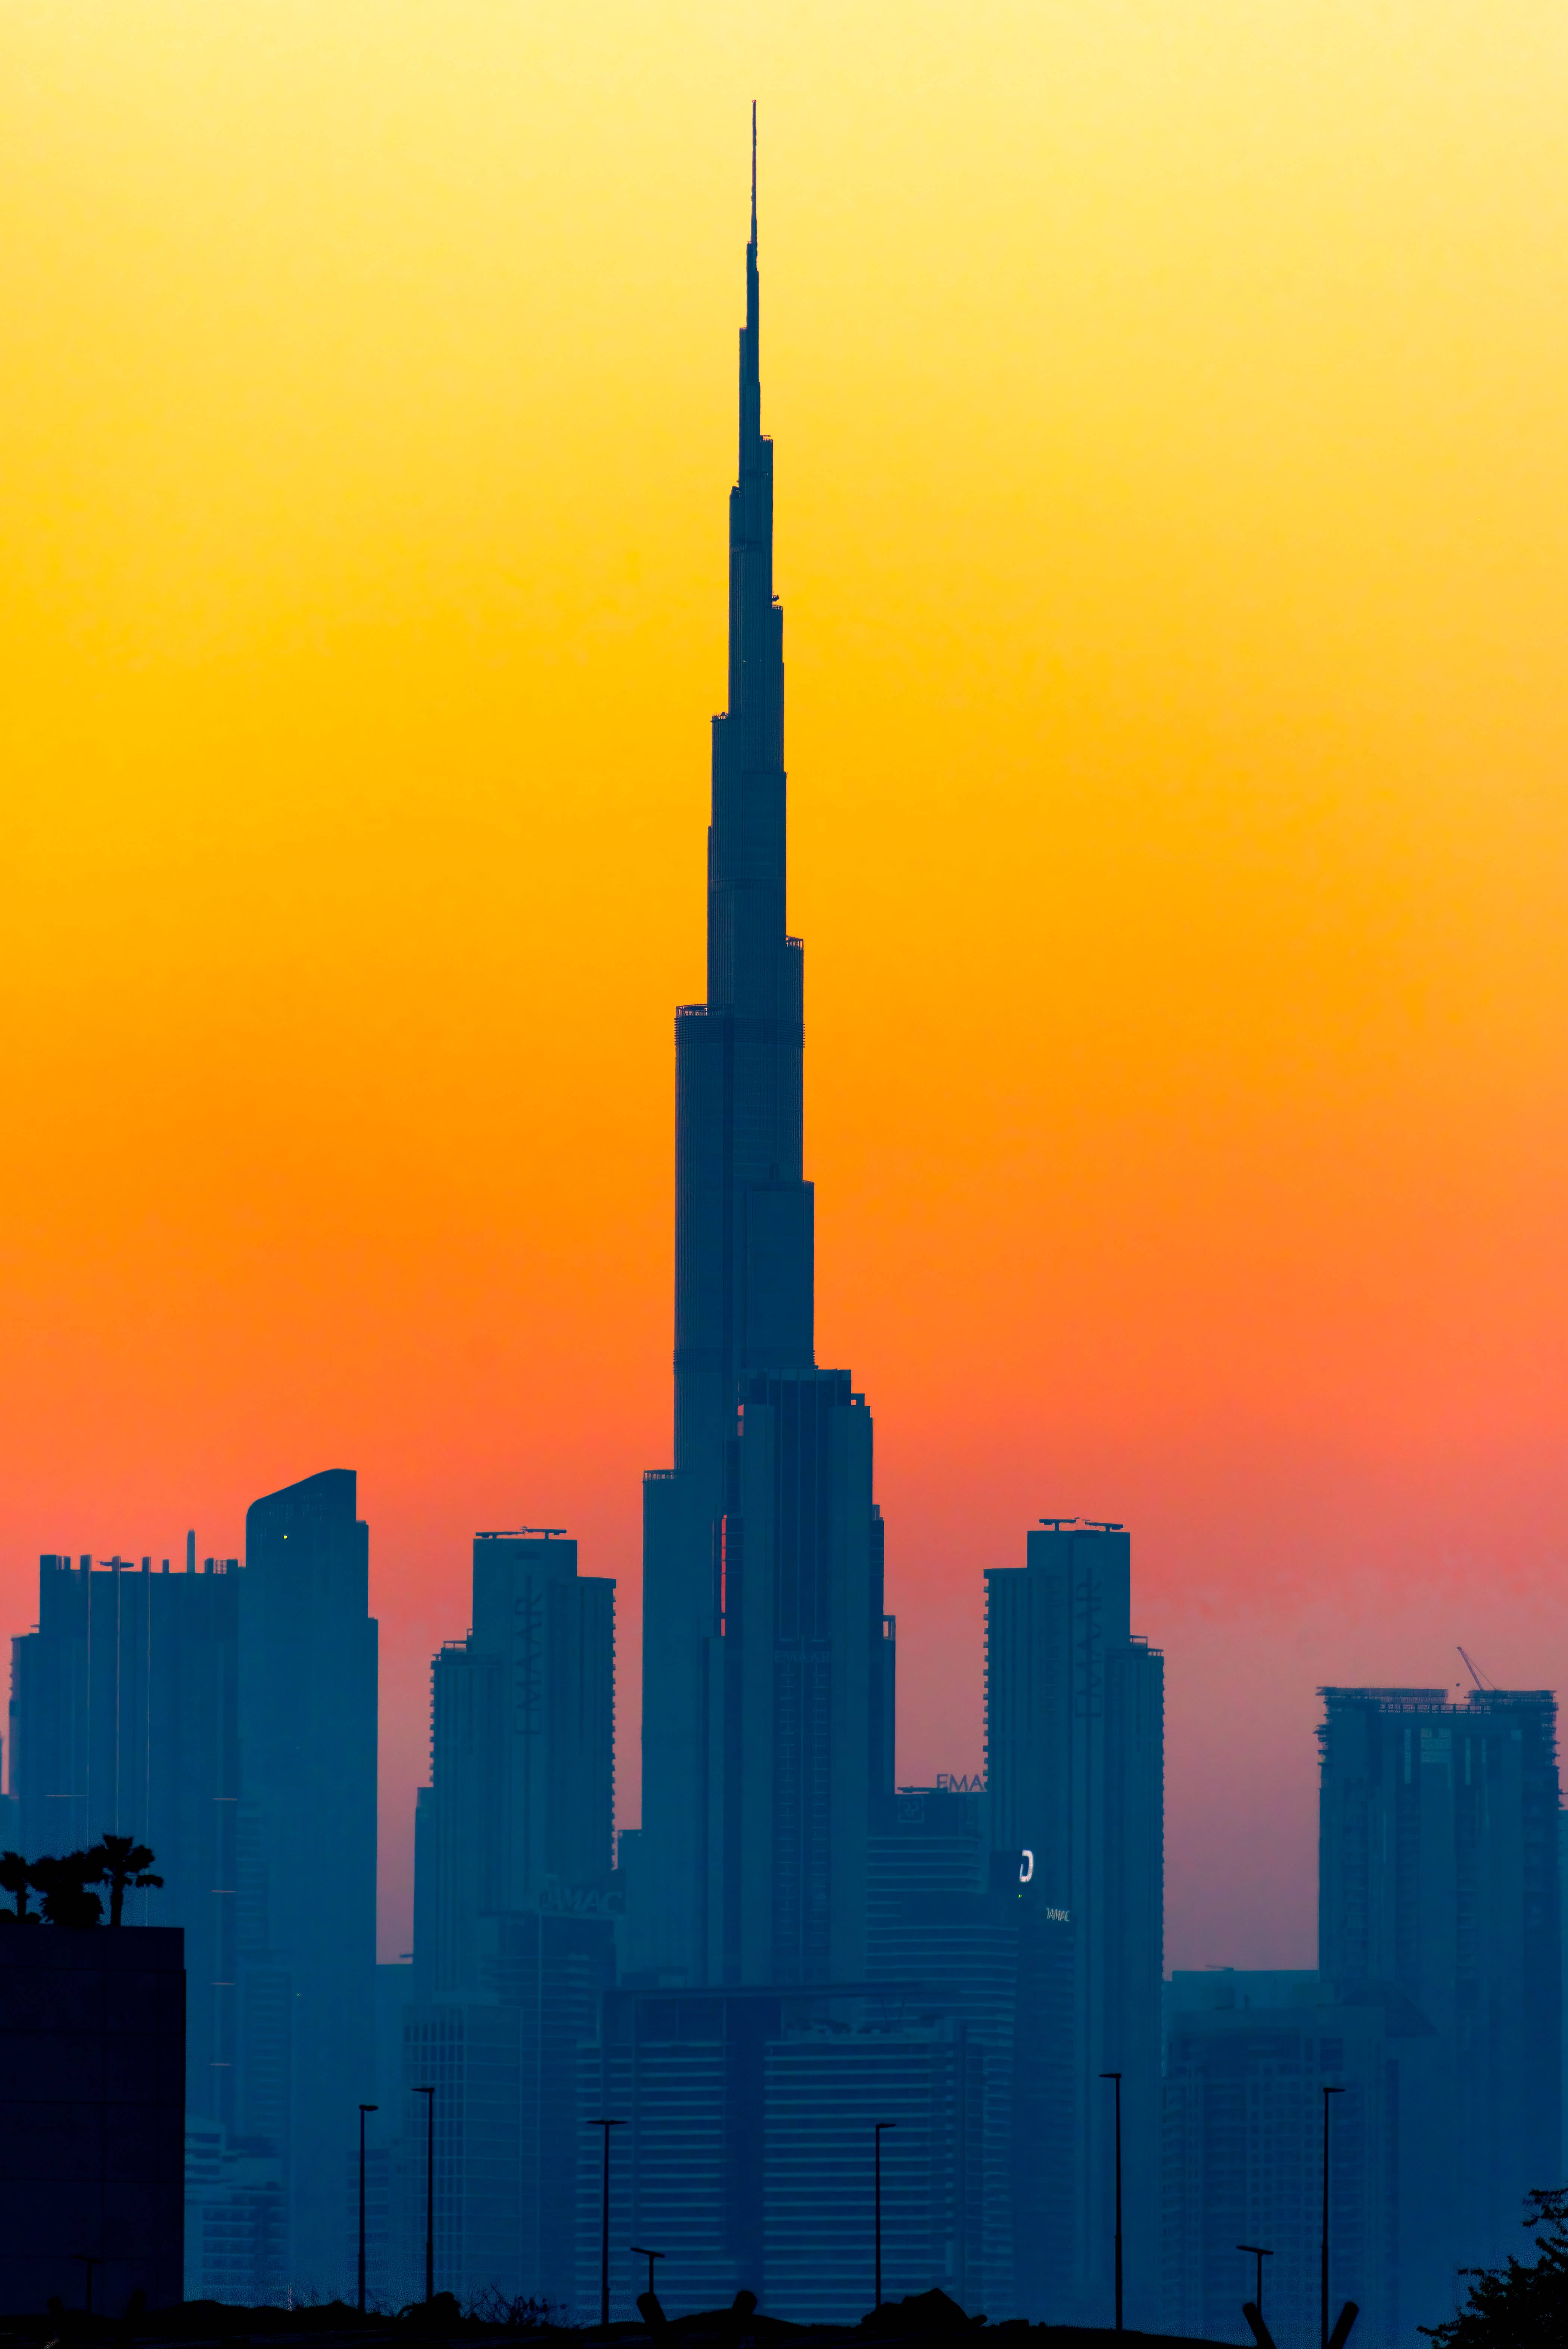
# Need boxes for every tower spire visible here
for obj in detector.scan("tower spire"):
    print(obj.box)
[750,100,757,251]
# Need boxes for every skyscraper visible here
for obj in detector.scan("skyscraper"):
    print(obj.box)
[421,1529,615,1997]
[1162,1969,1417,2349]
[239,1468,378,2295]
[1318,1684,1561,2328]
[635,125,892,1991]
[399,1526,617,2306]
[985,1524,1164,2327]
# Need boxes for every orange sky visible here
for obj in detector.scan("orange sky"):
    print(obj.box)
[5,1,1568,1962]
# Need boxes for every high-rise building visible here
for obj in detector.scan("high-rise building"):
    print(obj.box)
[573,1985,984,2324]
[421,1530,614,1998]
[10,1552,240,2129]
[239,1468,378,2296]
[396,1526,617,2306]
[1318,1685,1561,2328]
[985,1524,1164,2327]
[634,120,892,1996]
[867,1788,1019,2313]
[1161,1970,1419,2349]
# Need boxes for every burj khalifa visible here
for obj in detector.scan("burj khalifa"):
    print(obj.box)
[633,123,895,1990]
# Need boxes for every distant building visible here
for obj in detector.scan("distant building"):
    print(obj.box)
[422,1530,615,1998]
[986,1523,1164,2327]
[0,1925,185,2315]
[1319,1686,1560,2330]
[867,1786,1018,2313]
[395,1527,617,2307]
[10,1551,240,2129]
[1162,1970,1421,2349]
[239,1468,379,2296]
[573,1985,984,2324]
[186,2118,286,2306]
[762,2014,985,2321]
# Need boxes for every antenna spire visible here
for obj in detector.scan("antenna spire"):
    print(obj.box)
[750,101,757,248]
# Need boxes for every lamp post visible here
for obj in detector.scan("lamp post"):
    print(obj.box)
[1239,2244,1273,2325]
[589,2119,626,2326]
[414,2083,436,2306]
[873,2120,897,2311]
[1101,2072,1123,2331]
[1321,2087,1344,2349]
[69,2255,101,2317]
[357,2103,378,2314]
[631,2247,664,2303]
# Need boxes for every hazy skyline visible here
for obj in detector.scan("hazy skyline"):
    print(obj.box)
[6,3,1568,1969]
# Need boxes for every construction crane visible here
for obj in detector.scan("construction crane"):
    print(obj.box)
[1457,1646,1495,1692]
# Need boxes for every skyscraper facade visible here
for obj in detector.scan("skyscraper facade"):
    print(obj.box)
[421,1530,615,1998]
[1162,1970,1415,2349]
[635,134,892,1992]
[399,1525,617,2306]
[1318,1684,1561,2328]
[239,1468,379,2294]
[985,1524,1164,2327]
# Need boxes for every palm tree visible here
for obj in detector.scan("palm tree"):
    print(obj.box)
[84,1835,162,1926]
[0,1851,37,1923]
[30,1854,103,1928]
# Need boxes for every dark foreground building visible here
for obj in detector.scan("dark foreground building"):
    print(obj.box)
[0,1925,185,2314]
[11,1552,240,2129]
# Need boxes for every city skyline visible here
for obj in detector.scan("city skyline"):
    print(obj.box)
[8,9,1568,1993]
[3,103,1564,2324]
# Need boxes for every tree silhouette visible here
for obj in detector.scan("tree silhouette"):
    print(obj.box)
[30,1853,103,1928]
[0,1851,38,1924]
[84,1835,162,1927]
[1422,2190,1568,2347]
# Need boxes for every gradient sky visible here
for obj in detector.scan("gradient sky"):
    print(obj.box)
[5,1,1568,1963]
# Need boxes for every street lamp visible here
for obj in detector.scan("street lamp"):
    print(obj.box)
[69,2255,102,2318]
[631,2247,665,2303]
[357,2103,378,2314]
[1321,2086,1344,2349]
[414,2084,436,2306]
[874,2121,897,2311]
[588,2119,626,2326]
[1239,2244,1273,2326]
[1100,2072,1123,2332]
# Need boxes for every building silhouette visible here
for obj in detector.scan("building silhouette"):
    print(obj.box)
[10,1551,240,2137]
[986,1524,1164,2326]
[867,1787,1020,2312]
[1318,1684,1561,2331]
[0,1926,186,2315]
[573,1982,984,2323]
[1161,1969,1420,2349]
[239,1468,378,2295]
[634,136,893,1995]
[396,1526,617,2307]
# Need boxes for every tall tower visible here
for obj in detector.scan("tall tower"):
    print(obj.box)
[240,1468,378,2295]
[636,124,893,1987]
[986,1524,1164,2327]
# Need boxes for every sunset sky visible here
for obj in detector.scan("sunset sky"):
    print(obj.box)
[5,0,1568,1961]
